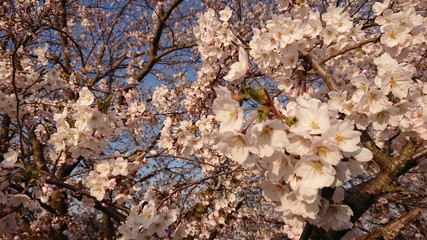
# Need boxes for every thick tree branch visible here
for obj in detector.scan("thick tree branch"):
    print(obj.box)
[156,42,197,60]
[46,26,85,68]
[29,127,49,172]
[321,137,424,239]
[362,136,420,203]
[299,223,314,240]
[123,0,186,94]
[0,115,10,157]
[102,212,115,240]
[59,0,72,74]
[357,208,422,240]
[299,50,339,91]
[360,130,390,170]
[411,147,427,161]
[133,1,166,83]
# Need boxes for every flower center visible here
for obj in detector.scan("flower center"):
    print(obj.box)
[311,160,323,172]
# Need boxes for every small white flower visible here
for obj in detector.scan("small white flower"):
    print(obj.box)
[290,97,331,135]
[223,47,249,83]
[216,131,254,166]
[95,161,111,177]
[294,157,336,190]
[267,154,294,183]
[141,201,160,229]
[315,201,354,231]
[359,89,389,114]
[249,119,289,158]
[77,87,95,106]
[213,86,244,133]
[219,6,232,22]
[1,149,18,168]
[261,181,285,202]
[112,157,129,176]
[380,25,411,47]
[8,194,31,207]
[326,120,361,153]
[309,137,342,165]
[373,0,390,14]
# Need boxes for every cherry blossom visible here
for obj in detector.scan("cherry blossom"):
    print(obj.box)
[213,86,244,133]
[0,1,426,239]
[1,149,18,168]
[223,47,250,83]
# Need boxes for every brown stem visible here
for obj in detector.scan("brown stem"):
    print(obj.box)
[298,50,339,91]
[50,157,80,215]
[59,0,71,74]
[158,168,244,209]
[102,213,115,240]
[321,138,423,239]
[299,223,314,240]
[321,35,381,63]
[0,115,10,157]
[121,0,186,98]
[360,130,390,170]
[29,127,49,172]
[357,208,422,240]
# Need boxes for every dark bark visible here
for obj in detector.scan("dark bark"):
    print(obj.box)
[316,138,424,240]
[0,115,10,159]
[103,213,115,240]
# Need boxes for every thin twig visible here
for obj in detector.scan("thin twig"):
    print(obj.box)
[321,35,381,63]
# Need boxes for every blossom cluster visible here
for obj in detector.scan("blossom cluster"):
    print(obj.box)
[152,85,179,113]
[248,4,359,91]
[1,0,426,239]
[48,87,123,162]
[375,2,425,49]
[184,6,239,114]
[183,187,245,239]
[327,52,427,146]
[323,2,427,147]
[197,2,427,238]
[85,157,130,201]
[213,87,371,236]
[158,116,216,160]
[0,92,17,120]
[0,149,40,234]
[118,188,177,239]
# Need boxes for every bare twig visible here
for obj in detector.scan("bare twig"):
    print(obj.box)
[321,35,381,63]
[45,177,128,222]
[158,168,244,209]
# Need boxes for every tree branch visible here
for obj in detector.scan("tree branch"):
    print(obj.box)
[134,1,167,83]
[360,130,390,170]
[321,35,381,63]
[357,208,422,240]
[299,50,339,91]
[321,137,424,239]
[0,115,10,157]
[45,177,127,222]
[123,0,186,93]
